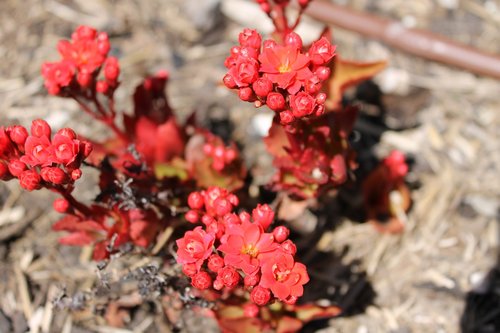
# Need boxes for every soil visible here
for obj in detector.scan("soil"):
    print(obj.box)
[0,0,499,332]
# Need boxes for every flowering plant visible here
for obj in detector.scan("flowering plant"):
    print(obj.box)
[0,0,410,331]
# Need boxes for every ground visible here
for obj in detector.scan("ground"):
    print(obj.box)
[0,0,499,332]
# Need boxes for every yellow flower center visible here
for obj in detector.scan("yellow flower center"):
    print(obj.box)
[272,263,291,282]
[278,60,291,73]
[241,244,259,258]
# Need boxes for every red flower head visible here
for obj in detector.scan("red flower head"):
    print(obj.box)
[57,38,105,74]
[176,226,215,271]
[218,221,278,275]
[21,136,53,167]
[51,132,80,165]
[41,61,76,95]
[259,42,312,94]
[259,252,309,302]
[307,37,336,66]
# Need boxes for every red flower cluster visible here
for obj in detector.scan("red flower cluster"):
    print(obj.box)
[177,187,309,305]
[224,29,335,125]
[0,119,92,191]
[202,136,239,172]
[41,26,119,95]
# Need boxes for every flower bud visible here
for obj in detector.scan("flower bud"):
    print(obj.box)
[77,72,92,87]
[250,286,271,306]
[272,226,290,243]
[74,25,97,41]
[214,197,233,216]
[238,87,254,101]
[185,210,199,223]
[315,66,331,81]
[223,74,236,89]
[53,198,70,213]
[19,169,41,191]
[239,211,251,224]
[266,92,285,111]
[191,271,212,290]
[201,214,216,226]
[217,266,240,289]
[213,278,224,290]
[188,192,205,210]
[8,159,27,177]
[31,119,51,138]
[104,57,120,82]
[57,128,76,140]
[252,204,274,230]
[208,254,225,273]
[244,273,260,287]
[97,32,110,55]
[316,92,327,105]
[8,126,28,146]
[280,240,297,255]
[81,141,93,158]
[182,263,198,277]
[71,169,82,180]
[40,167,68,184]
[96,80,109,93]
[239,29,262,49]
[252,78,273,98]
[279,110,295,124]
[284,32,303,50]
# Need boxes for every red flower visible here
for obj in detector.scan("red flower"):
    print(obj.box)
[51,133,80,165]
[57,39,105,74]
[259,43,312,94]
[21,136,53,167]
[308,37,336,65]
[259,252,309,301]
[252,204,274,230]
[218,221,277,275]
[41,61,76,95]
[176,226,215,271]
[228,57,260,87]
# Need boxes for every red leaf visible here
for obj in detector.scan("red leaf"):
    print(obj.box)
[326,56,387,110]
[154,118,185,163]
[263,121,290,158]
[58,231,95,246]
